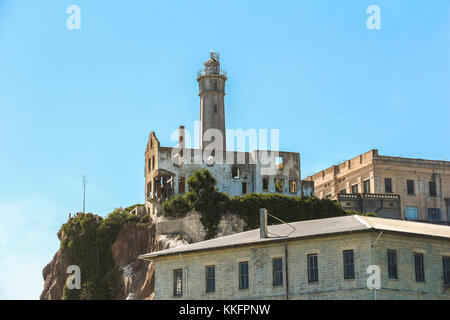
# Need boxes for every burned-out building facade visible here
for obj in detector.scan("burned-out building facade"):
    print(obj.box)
[144,53,302,219]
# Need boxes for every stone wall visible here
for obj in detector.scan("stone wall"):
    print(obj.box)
[155,211,245,243]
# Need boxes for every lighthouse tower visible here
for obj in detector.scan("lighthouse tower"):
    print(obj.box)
[197,51,227,152]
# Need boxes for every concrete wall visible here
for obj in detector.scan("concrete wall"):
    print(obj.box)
[153,232,450,300]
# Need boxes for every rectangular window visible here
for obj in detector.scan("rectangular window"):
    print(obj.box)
[148,158,151,172]
[387,249,398,280]
[407,180,414,195]
[262,178,269,191]
[429,181,437,197]
[272,258,283,286]
[242,182,247,194]
[351,184,358,194]
[340,189,347,195]
[173,269,183,296]
[363,179,371,193]
[146,182,152,199]
[443,256,450,286]
[178,177,185,194]
[239,261,249,290]
[428,208,441,221]
[384,178,392,193]
[414,253,425,282]
[307,254,319,283]
[405,206,418,220]
[205,265,215,293]
[343,250,355,279]
[232,166,239,178]
[275,179,284,193]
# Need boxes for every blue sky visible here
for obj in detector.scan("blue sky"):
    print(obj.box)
[0,0,448,299]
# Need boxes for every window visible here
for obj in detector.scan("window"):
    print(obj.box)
[405,206,418,220]
[213,79,217,90]
[387,249,398,280]
[262,178,269,191]
[146,182,152,199]
[178,177,185,194]
[242,182,247,194]
[429,181,437,197]
[325,194,331,199]
[272,258,283,286]
[428,208,441,221]
[414,253,425,282]
[340,189,347,195]
[363,179,371,193]
[275,156,283,170]
[173,269,183,296]
[343,250,355,279]
[231,166,239,178]
[148,158,151,172]
[152,155,155,170]
[214,105,217,114]
[407,180,414,195]
[239,262,249,289]
[443,256,450,286]
[307,254,319,283]
[384,178,392,193]
[275,179,284,193]
[205,265,215,292]
[289,180,297,193]
[351,184,358,194]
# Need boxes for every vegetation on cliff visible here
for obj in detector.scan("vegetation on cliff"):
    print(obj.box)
[57,206,149,300]
[163,169,358,239]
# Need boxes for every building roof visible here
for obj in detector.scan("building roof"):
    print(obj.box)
[139,215,450,260]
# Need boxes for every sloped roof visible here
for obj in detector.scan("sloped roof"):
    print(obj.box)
[139,215,450,260]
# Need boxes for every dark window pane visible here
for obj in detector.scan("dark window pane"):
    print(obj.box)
[414,253,425,282]
[428,208,441,221]
[262,178,269,191]
[273,258,283,286]
[206,265,215,292]
[308,254,319,283]
[429,181,437,197]
[384,178,392,193]
[343,250,355,279]
[352,184,358,194]
[173,269,183,296]
[443,256,450,286]
[387,249,398,280]
[407,180,415,195]
[363,180,371,193]
[239,262,249,289]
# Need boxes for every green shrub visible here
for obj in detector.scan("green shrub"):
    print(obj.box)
[162,195,191,218]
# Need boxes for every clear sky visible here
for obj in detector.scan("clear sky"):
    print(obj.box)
[0,0,448,299]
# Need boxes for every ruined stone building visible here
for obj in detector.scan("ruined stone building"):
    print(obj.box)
[305,150,450,222]
[144,53,303,219]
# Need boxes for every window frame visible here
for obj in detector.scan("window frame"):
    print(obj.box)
[387,249,398,280]
[238,261,249,290]
[407,179,415,195]
[384,178,392,193]
[429,181,437,197]
[272,258,284,286]
[363,179,371,193]
[351,184,358,194]
[205,265,216,293]
[173,269,183,297]
[414,252,425,283]
[443,256,450,286]
[343,250,355,280]
[307,254,319,283]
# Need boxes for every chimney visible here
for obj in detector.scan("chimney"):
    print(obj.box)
[260,208,268,238]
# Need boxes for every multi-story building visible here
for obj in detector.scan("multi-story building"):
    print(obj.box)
[304,150,450,222]
[139,214,450,300]
[144,53,302,219]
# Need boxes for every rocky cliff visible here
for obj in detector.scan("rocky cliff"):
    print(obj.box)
[40,214,187,300]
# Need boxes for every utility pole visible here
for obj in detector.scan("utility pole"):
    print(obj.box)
[81,175,87,213]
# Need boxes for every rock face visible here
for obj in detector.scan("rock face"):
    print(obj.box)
[40,222,187,300]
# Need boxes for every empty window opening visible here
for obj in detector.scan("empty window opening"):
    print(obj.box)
[429,181,437,197]
[289,180,297,193]
[276,156,284,170]
[275,179,284,193]
[242,182,248,194]
[262,178,269,191]
[232,166,240,178]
